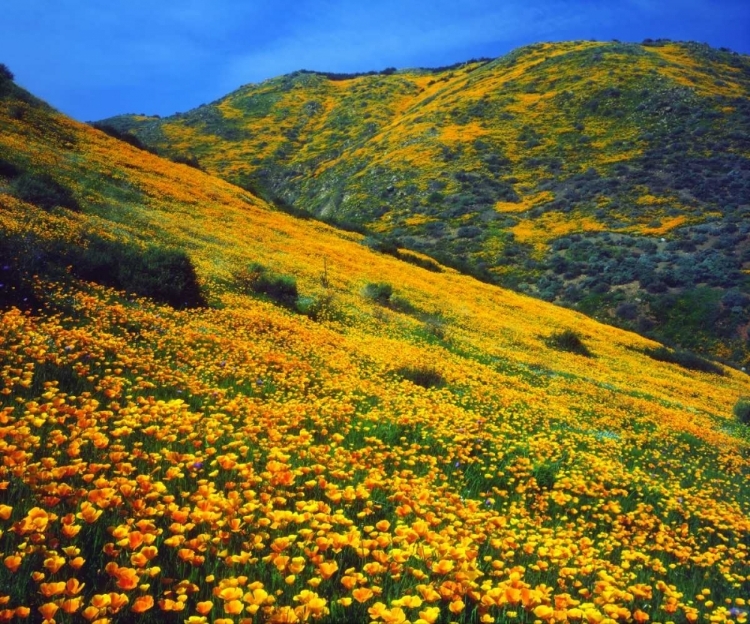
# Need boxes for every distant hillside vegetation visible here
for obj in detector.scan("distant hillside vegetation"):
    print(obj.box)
[102,40,750,366]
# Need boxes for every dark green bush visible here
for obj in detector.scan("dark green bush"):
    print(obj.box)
[734,397,750,425]
[12,172,79,211]
[238,263,298,308]
[171,154,203,170]
[0,157,21,179]
[642,346,724,376]
[0,64,13,81]
[0,231,46,309]
[363,235,399,256]
[73,236,206,308]
[546,329,593,357]
[363,282,393,305]
[394,366,446,389]
[399,252,442,273]
[0,229,205,309]
[90,123,153,152]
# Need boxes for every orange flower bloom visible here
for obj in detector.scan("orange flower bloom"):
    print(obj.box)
[37,603,59,620]
[40,582,66,598]
[90,594,111,610]
[432,559,454,575]
[115,567,139,590]
[352,588,374,603]
[3,556,21,573]
[61,597,83,614]
[318,561,338,579]
[131,596,154,613]
[43,556,65,574]
[448,599,465,614]
[108,593,129,613]
[223,599,244,615]
[196,601,213,615]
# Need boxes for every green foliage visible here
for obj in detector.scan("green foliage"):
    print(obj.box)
[363,282,393,305]
[98,40,750,366]
[90,122,155,152]
[0,157,21,179]
[0,231,46,310]
[532,462,560,489]
[399,253,442,273]
[170,153,203,170]
[363,235,399,256]
[237,263,299,308]
[296,291,342,323]
[12,172,80,212]
[546,329,593,357]
[0,63,13,81]
[0,229,206,310]
[393,366,446,389]
[733,397,750,425]
[642,346,724,376]
[74,237,206,308]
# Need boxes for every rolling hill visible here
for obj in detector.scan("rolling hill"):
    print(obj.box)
[103,39,750,366]
[1,60,750,623]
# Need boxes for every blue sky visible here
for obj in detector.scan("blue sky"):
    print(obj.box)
[1,0,749,121]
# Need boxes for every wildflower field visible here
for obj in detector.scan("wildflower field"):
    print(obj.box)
[1,69,750,624]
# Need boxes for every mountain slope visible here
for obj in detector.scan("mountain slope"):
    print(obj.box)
[2,65,750,623]
[104,40,750,365]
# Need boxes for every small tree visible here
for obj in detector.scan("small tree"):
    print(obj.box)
[0,63,14,82]
[546,329,593,357]
[363,282,393,305]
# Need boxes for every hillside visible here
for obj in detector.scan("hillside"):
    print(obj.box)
[104,40,750,366]
[2,66,750,623]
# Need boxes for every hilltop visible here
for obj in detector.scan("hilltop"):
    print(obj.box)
[1,61,750,623]
[103,39,750,366]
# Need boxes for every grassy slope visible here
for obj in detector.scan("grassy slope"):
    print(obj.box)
[105,40,750,365]
[2,73,750,623]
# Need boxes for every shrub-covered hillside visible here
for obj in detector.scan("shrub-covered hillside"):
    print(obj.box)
[2,65,750,624]
[103,40,750,365]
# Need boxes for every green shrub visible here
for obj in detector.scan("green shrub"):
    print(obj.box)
[12,172,79,211]
[546,329,593,357]
[394,366,446,389]
[90,122,155,153]
[643,346,724,376]
[733,397,750,425]
[363,282,393,305]
[0,230,46,310]
[73,236,206,308]
[422,315,447,341]
[363,235,399,256]
[398,251,442,273]
[296,291,341,322]
[0,230,205,309]
[238,263,298,308]
[0,157,21,179]
[0,64,13,82]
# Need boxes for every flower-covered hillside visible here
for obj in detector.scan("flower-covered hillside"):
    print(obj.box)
[104,40,750,366]
[1,70,750,624]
